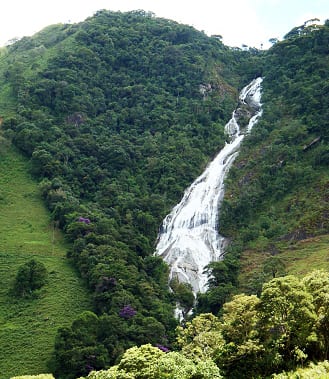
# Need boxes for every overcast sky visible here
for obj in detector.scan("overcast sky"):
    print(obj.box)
[0,0,328,48]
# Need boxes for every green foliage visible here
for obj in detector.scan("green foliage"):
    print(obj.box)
[215,294,264,378]
[116,344,164,378]
[52,311,110,379]
[0,9,250,374]
[159,271,329,378]
[257,275,317,374]
[53,311,169,378]
[263,255,286,279]
[273,360,329,378]
[302,271,329,360]
[176,313,224,361]
[177,272,329,378]
[170,278,195,313]
[1,10,328,379]
[13,259,48,297]
[83,344,222,379]
[154,352,222,379]
[245,255,287,296]
[195,257,240,315]
[220,21,329,257]
[0,147,90,378]
[11,375,55,379]
[221,294,260,344]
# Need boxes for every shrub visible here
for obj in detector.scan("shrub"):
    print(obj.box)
[13,258,48,297]
[11,375,55,379]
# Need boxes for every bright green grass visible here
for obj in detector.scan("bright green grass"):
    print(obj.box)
[238,234,329,292]
[0,145,91,379]
[280,234,329,277]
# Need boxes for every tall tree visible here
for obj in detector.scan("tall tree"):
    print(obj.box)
[258,276,316,373]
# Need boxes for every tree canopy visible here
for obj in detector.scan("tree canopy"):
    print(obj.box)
[0,10,328,379]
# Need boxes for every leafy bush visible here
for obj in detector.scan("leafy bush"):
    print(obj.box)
[83,344,222,379]
[272,360,329,378]
[11,375,55,379]
[13,259,48,297]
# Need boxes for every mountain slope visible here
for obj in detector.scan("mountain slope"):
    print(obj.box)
[0,10,259,378]
[219,20,329,292]
[0,145,91,378]
[1,10,328,379]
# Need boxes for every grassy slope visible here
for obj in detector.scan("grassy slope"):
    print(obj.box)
[234,133,329,291]
[281,234,329,276]
[238,234,329,292]
[0,145,91,378]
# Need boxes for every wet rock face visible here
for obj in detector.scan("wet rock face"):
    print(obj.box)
[155,78,263,297]
[235,80,263,129]
[235,105,253,129]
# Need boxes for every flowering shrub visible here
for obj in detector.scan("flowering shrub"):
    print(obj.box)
[119,305,137,319]
[78,217,91,224]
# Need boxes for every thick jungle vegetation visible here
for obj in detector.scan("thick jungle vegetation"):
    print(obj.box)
[216,19,329,296]
[63,270,329,379]
[195,19,329,313]
[0,9,260,378]
[0,10,328,379]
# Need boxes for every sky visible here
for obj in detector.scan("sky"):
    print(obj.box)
[0,0,328,48]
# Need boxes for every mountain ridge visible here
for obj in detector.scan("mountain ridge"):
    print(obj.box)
[0,11,328,378]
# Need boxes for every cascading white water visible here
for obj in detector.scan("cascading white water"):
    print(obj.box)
[155,78,263,298]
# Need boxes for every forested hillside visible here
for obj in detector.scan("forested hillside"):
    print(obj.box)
[1,10,328,379]
[222,20,329,242]
[0,10,261,378]
[218,20,329,295]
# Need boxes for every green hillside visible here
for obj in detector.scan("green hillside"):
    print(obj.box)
[238,234,329,295]
[0,10,254,378]
[218,20,329,294]
[0,10,328,379]
[0,145,91,378]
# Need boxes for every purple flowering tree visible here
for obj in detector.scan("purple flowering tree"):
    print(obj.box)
[119,305,137,319]
[78,217,91,224]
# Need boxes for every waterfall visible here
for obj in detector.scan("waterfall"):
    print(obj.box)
[155,78,263,300]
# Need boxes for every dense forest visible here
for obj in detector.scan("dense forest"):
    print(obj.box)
[0,10,328,379]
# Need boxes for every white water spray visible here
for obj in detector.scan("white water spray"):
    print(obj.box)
[155,78,263,298]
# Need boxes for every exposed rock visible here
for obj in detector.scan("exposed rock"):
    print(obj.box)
[303,136,321,151]
[199,83,212,99]
[280,228,310,242]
